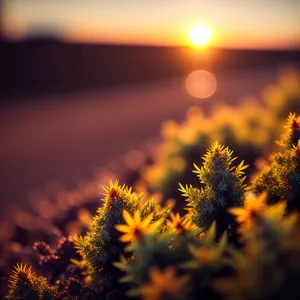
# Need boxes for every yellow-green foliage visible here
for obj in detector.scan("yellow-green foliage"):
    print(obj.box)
[114,222,230,299]
[137,69,300,204]
[74,181,141,288]
[6,264,63,300]
[262,68,300,119]
[113,192,300,300]
[5,113,300,300]
[179,142,247,239]
[253,113,300,210]
[74,181,170,290]
[215,201,300,300]
[137,102,272,204]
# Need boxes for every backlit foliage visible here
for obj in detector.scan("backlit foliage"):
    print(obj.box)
[262,68,300,119]
[6,264,62,300]
[136,69,300,206]
[9,264,33,288]
[73,181,142,288]
[113,220,232,299]
[139,266,190,300]
[4,111,300,299]
[215,203,300,300]
[73,180,170,293]
[179,142,247,240]
[253,113,300,211]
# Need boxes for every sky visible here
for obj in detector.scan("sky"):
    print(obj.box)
[2,0,300,49]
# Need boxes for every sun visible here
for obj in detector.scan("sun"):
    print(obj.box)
[188,24,212,47]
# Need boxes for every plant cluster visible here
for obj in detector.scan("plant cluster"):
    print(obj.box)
[178,141,247,241]
[5,264,63,300]
[1,69,298,293]
[253,113,300,211]
[136,69,300,205]
[33,236,79,284]
[4,112,300,299]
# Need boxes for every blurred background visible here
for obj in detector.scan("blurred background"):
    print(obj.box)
[0,0,300,219]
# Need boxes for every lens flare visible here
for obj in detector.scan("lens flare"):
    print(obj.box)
[185,70,217,99]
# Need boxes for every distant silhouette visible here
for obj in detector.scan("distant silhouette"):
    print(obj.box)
[1,39,300,101]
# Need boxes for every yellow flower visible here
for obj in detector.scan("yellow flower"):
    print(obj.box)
[115,210,158,242]
[139,266,189,300]
[228,192,267,232]
[167,213,195,235]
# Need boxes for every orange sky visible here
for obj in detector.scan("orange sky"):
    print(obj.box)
[2,0,300,49]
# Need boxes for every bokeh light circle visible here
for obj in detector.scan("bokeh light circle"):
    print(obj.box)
[185,70,217,99]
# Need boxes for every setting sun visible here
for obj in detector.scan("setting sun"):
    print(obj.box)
[188,24,212,47]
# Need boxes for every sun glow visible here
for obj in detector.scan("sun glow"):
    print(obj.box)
[188,23,212,47]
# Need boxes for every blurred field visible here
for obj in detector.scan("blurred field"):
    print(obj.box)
[1,41,300,99]
[1,62,299,217]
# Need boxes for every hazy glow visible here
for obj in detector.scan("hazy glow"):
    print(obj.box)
[186,70,217,99]
[2,0,300,49]
[189,24,211,46]
[124,150,145,170]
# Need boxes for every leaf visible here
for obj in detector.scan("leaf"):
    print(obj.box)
[179,260,199,270]
[73,235,85,253]
[192,163,201,174]
[188,244,199,257]
[125,242,138,252]
[227,207,245,216]
[218,231,228,251]
[178,182,188,193]
[227,246,247,267]
[119,275,133,283]
[264,201,286,221]
[112,261,129,271]
[178,183,191,197]
[70,259,81,267]
[203,221,216,244]
[236,160,249,174]
[282,212,298,232]
[126,288,140,297]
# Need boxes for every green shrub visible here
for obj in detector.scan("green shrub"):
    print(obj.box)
[4,112,300,299]
[253,113,300,211]
[137,69,300,206]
